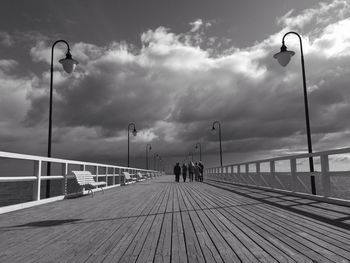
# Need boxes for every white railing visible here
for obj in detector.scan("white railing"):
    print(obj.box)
[0,150,160,206]
[206,147,350,203]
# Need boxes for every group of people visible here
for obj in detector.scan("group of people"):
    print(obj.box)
[173,161,204,182]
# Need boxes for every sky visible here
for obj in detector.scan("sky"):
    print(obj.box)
[0,0,350,172]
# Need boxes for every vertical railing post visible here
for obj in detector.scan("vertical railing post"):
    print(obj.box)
[290,158,297,192]
[256,162,260,186]
[270,160,275,189]
[237,165,241,184]
[113,167,116,185]
[321,155,330,196]
[61,162,68,196]
[95,166,99,182]
[32,160,42,201]
[246,164,249,185]
[105,166,108,186]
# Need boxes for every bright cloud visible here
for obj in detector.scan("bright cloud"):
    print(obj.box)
[0,1,350,167]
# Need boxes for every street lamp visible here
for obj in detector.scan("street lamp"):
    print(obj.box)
[273,31,316,195]
[212,121,223,167]
[46,40,78,198]
[127,122,137,167]
[153,153,158,171]
[146,144,152,170]
[195,142,202,161]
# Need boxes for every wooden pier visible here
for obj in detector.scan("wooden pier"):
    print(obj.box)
[0,175,350,262]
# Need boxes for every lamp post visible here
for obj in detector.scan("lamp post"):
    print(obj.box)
[274,31,316,195]
[153,153,158,170]
[146,144,152,170]
[212,121,223,167]
[158,156,162,171]
[127,122,137,167]
[46,40,78,198]
[195,142,202,161]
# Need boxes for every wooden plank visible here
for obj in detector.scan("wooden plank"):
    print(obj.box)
[92,185,169,262]
[121,186,172,262]
[153,212,172,263]
[185,183,277,263]
[135,213,164,263]
[1,175,350,263]
[171,209,187,263]
[205,181,350,262]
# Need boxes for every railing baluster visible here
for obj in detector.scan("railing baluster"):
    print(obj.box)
[32,160,42,201]
[256,162,260,187]
[290,158,297,192]
[270,161,275,189]
[321,155,330,196]
[61,163,68,196]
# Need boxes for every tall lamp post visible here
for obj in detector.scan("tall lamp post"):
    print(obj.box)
[273,31,316,195]
[127,122,137,167]
[146,144,152,170]
[46,40,78,198]
[153,153,158,171]
[195,142,202,161]
[211,121,223,167]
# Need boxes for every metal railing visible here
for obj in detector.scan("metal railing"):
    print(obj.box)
[206,147,350,203]
[0,150,160,206]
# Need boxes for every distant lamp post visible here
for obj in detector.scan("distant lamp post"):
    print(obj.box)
[195,142,202,161]
[146,144,152,170]
[153,153,158,170]
[212,121,223,167]
[158,156,162,171]
[273,31,315,195]
[127,122,137,167]
[46,40,78,198]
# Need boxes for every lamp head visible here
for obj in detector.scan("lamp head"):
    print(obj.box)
[273,43,295,67]
[132,128,137,136]
[195,144,198,149]
[149,145,152,151]
[211,125,216,135]
[59,50,78,73]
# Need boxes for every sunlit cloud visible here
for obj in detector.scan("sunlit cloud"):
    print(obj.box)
[0,1,349,167]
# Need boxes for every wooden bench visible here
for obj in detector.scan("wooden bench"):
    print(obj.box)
[72,170,107,196]
[122,172,137,185]
[136,172,147,181]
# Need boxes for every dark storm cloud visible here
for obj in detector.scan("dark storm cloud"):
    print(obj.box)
[1,0,350,166]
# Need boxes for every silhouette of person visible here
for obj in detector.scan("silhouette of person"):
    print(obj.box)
[198,161,204,182]
[188,161,194,182]
[174,162,181,182]
[182,163,187,182]
[194,162,200,181]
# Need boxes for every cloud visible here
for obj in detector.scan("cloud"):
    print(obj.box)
[1,1,350,167]
[189,19,203,32]
[0,31,13,47]
[276,0,350,29]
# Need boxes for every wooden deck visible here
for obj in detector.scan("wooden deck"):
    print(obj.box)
[0,175,350,263]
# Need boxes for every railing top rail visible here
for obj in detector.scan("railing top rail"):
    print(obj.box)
[0,151,158,172]
[208,146,350,169]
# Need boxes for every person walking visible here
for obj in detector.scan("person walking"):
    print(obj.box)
[198,161,204,182]
[182,163,187,182]
[174,162,181,182]
[194,162,200,182]
[188,161,194,182]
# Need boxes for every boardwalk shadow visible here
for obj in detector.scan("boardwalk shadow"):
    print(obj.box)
[13,219,82,227]
[206,180,350,231]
